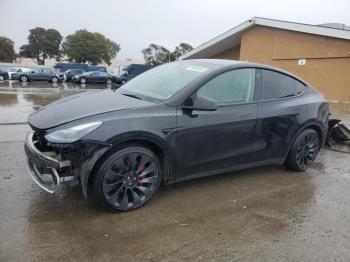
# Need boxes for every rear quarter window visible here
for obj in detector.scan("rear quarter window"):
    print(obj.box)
[262,70,294,100]
[295,80,306,95]
[261,69,306,100]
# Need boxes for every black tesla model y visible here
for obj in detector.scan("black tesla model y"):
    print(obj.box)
[25,59,330,211]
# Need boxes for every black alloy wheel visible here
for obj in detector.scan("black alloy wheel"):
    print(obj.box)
[93,146,161,211]
[285,129,320,171]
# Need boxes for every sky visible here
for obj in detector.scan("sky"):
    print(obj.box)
[0,0,349,61]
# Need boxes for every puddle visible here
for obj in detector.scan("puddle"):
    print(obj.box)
[0,81,111,124]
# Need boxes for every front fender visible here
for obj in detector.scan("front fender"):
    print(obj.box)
[107,131,176,179]
[80,144,111,198]
[80,131,176,197]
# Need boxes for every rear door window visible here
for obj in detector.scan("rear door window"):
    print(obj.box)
[261,70,295,100]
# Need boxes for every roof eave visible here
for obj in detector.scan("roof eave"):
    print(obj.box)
[179,18,255,60]
[254,17,350,40]
[180,17,350,60]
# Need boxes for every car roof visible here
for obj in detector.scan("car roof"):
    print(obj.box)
[183,59,243,66]
[184,59,308,85]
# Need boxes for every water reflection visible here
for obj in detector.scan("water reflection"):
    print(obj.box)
[0,82,107,124]
[23,93,69,110]
[0,93,18,106]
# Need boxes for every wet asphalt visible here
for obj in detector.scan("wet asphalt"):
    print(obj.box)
[0,81,350,262]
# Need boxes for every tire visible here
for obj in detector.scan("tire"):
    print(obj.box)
[92,145,162,211]
[80,77,87,84]
[121,80,126,84]
[106,78,112,85]
[51,76,59,83]
[20,75,28,82]
[285,129,320,171]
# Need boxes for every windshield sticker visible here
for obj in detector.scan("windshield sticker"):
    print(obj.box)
[185,66,208,73]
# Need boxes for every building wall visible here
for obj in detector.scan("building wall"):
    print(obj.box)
[214,45,240,60]
[214,26,350,101]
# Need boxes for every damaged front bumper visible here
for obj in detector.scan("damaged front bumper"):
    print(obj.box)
[24,132,75,193]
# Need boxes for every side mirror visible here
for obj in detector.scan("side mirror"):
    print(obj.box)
[182,95,217,111]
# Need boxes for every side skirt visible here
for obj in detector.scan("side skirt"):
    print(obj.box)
[166,158,285,185]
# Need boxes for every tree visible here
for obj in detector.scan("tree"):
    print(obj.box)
[62,30,120,65]
[142,43,193,65]
[172,43,193,59]
[19,27,62,65]
[0,36,16,62]
[142,44,171,66]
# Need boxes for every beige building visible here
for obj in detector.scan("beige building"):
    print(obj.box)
[181,17,350,102]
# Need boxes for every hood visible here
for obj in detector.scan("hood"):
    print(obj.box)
[28,90,156,129]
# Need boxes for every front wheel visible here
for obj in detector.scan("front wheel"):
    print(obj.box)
[80,77,87,84]
[92,146,162,211]
[20,75,28,82]
[285,129,320,171]
[106,78,112,85]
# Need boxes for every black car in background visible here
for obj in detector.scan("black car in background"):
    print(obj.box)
[0,68,9,80]
[72,71,114,84]
[115,64,153,84]
[12,68,63,83]
[24,59,330,211]
[60,69,85,82]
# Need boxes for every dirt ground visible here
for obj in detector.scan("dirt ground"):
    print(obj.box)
[0,81,350,262]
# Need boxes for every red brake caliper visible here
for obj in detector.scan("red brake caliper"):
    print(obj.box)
[138,165,145,185]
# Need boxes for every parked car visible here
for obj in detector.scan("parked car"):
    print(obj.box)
[72,71,114,84]
[0,68,9,80]
[12,68,63,83]
[115,64,153,84]
[7,67,32,80]
[54,63,107,73]
[24,59,330,211]
[59,69,85,82]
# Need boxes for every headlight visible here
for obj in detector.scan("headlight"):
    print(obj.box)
[45,122,102,143]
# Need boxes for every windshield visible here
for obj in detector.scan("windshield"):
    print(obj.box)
[118,61,216,101]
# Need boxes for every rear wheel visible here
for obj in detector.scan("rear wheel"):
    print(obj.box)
[93,146,162,211]
[106,78,112,85]
[51,76,59,83]
[20,75,28,82]
[285,129,320,171]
